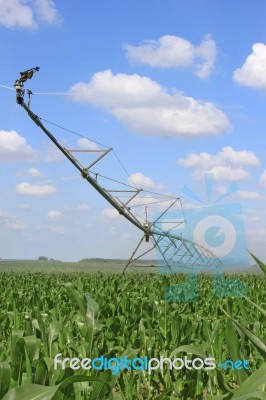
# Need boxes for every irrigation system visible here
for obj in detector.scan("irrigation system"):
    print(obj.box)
[14,67,223,273]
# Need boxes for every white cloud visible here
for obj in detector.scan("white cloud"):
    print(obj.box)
[194,36,217,80]
[177,146,260,182]
[127,172,163,190]
[0,0,36,29]
[16,168,44,178]
[16,182,56,196]
[238,190,263,200]
[0,0,60,29]
[0,209,26,230]
[77,138,99,150]
[27,167,44,178]
[124,34,217,79]
[77,203,91,211]
[120,192,178,217]
[102,208,120,218]
[47,209,62,219]
[259,170,266,187]
[0,130,36,162]
[70,70,230,138]
[33,0,59,24]
[193,166,250,182]
[233,43,266,90]
[178,147,259,168]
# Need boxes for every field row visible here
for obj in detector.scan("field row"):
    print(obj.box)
[0,271,265,399]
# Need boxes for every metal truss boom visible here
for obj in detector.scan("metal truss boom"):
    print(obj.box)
[14,68,223,274]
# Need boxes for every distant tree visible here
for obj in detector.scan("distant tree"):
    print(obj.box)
[38,256,48,261]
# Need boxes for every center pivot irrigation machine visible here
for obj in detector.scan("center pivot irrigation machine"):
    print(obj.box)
[14,67,222,274]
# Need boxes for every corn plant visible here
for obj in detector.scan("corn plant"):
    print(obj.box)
[0,259,265,399]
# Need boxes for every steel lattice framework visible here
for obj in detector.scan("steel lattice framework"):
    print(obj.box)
[14,67,223,273]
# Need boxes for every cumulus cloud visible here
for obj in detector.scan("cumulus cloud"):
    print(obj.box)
[0,0,60,29]
[0,130,36,162]
[17,168,44,178]
[16,182,56,196]
[127,172,163,190]
[233,43,266,90]
[177,146,260,181]
[259,170,266,187]
[47,209,62,219]
[70,70,230,138]
[178,147,259,168]
[77,138,99,150]
[195,166,251,181]
[0,0,35,28]
[124,34,217,79]
[33,0,59,24]
[0,209,26,230]
[26,167,44,178]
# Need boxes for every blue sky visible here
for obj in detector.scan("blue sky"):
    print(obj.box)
[0,0,266,263]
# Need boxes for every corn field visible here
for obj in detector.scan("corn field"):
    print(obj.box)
[0,255,265,399]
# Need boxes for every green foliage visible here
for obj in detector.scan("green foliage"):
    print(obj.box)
[0,265,265,399]
[250,253,266,275]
